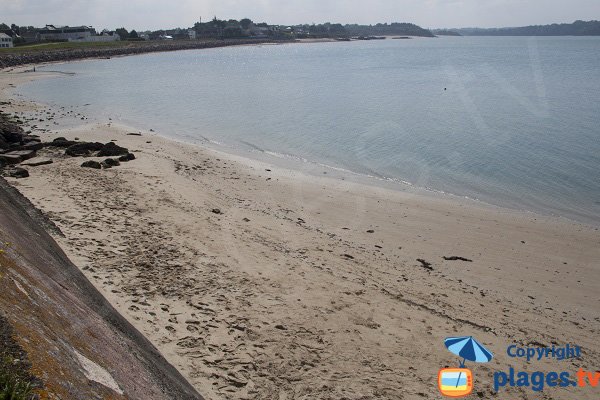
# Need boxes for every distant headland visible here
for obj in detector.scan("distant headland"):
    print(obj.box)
[435,20,600,36]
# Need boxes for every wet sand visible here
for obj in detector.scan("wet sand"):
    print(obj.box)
[2,67,599,399]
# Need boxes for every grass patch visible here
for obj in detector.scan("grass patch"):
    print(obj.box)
[0,314,39,400]
[0,363,34,400]
[0,40,138,54]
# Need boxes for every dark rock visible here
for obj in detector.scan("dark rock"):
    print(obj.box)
[22,142,44,151]
[98,142,128,157]
[366,229,375,233]
[127,132,142,136]
[417,258,433,270]
[81,160,102,169]
[0,154,22,165]
[102,158,120,168]
[443,256,473,262]
[5,150,36,162]
[23,135,41,142]
[5,167,29,178]
[0,115,25,145]
[118,153,136,162]
[22,158,53,167]
[274,324,287,330]
[65,142,103,156]
[211,208,222,215]
[45,139,77,148]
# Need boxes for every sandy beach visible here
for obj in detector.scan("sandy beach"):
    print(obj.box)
[2,66,599,399]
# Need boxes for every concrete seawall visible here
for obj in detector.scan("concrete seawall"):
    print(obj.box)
[0,177,203,399]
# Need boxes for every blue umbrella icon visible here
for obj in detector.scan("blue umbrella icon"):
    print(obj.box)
[444,336,493,388]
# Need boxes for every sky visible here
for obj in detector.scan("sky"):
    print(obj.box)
[2,0,599,31]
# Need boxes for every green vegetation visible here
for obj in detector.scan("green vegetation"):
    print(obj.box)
[2,18,437,46]
[0,40,137,53]
[453,20,600,36]
[432,29,462,36]
[345,22,435,37]
[115,27,130,40]
[0,363,34,400]
[0,314,37,400]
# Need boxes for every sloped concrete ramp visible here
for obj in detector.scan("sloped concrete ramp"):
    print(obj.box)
[0,177,202,399]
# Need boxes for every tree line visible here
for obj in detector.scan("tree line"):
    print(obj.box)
[452,20,600,36]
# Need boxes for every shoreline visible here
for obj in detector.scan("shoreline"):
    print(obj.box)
[11,71,596,231]
[2,62,600,399]
[12,60,600,230]
[0,38,295,69]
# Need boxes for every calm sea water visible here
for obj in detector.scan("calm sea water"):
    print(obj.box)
[19,37,600,225]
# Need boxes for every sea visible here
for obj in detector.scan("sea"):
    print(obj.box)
[17,36,600,226]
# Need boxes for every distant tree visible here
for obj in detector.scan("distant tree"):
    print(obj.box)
[329,23,347,36]
[212,17,227,29]
[10,24,20,34]
[0,23,9,30]
[129,29,139,39]
[223,26,242,38]
[453,20,600,36]
[115,27,129,39]
[240,18,253,30]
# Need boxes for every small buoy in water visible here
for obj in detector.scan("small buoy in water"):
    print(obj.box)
[444,87,447,90]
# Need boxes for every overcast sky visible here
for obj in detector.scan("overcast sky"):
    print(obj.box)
[3,0,599,31]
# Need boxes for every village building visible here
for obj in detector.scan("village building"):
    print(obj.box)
[38,25,96,41]
[0,33,13,48]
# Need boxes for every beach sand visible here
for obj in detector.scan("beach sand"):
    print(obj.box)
[2,67,599,399]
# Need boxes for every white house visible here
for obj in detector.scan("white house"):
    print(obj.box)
[188,29,196,40]
[0,33,13,48]
[39,25,96,41]
[70,30,120,42]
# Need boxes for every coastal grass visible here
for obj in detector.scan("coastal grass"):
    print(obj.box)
[0,358,34,400]
[0,314,37,400]
[0,40,139,54]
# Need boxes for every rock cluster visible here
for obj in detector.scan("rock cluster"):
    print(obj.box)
[0,113,41,177]
[1,112,137,177]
